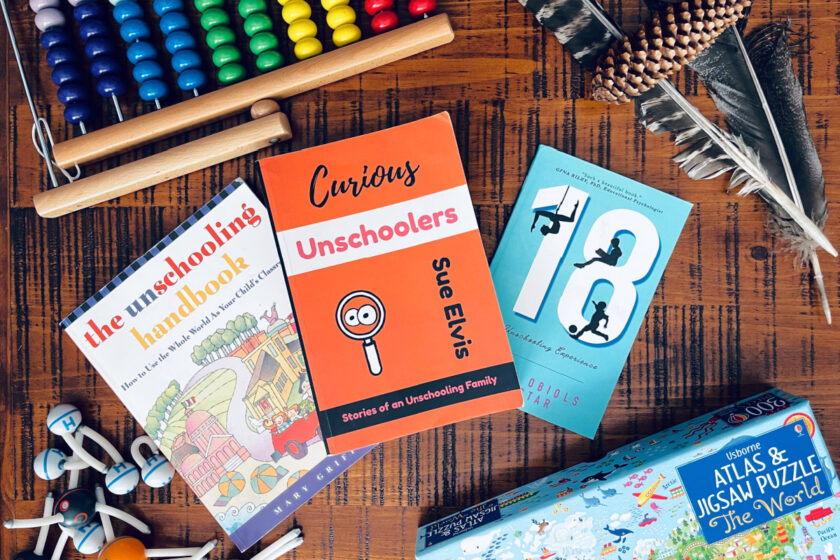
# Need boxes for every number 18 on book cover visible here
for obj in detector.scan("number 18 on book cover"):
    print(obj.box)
[491,146,692,438]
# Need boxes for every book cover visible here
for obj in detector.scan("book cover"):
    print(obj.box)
[490,146,692,438]
[258,112,522,454]
[61,180,370,550]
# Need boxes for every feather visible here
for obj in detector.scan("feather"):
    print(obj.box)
[687,23,830,321]
[518,0,836,256]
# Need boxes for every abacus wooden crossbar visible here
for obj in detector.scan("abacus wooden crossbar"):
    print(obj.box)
[24,0,454,218]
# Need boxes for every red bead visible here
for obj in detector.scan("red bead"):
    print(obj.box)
[408,0,435,17]
[370,10,398,33]
[364,0,393,16]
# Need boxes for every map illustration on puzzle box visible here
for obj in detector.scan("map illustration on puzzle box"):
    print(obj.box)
[62,180,368,550]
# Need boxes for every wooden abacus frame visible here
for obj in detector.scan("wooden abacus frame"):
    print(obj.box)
[32,14,454,218]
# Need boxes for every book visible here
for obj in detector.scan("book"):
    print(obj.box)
[258,112,522,454]
[61,179,370,550]
[490,146,692,437]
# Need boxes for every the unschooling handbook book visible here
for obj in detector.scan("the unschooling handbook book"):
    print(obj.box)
[491,146,692,438]
[259,112,522,454]
[61,180,369,550]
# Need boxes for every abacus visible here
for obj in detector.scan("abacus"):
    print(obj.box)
[5,0,453,217]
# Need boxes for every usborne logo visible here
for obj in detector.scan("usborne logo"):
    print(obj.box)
[678,421,830,544]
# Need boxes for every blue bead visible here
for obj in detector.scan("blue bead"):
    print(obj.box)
[132,59,164,82]
[138,78,168,100]
[90,55,122,77]
[177,68,206,90]
[153,0,184,16]
[171,49,201,72]
[126,41,156,64]
[41,28,71,50]
[97,74,127,96]
[51,63,84,86]
[119,17,150,42]
[159,11,189,34]
[58,82,89,104]
[73,1,105,22]
[46,45,76,67]
[164,30,196,53]
[78,19,109,41]
[64,101,93,124]
[112,0,143,23]
[84,36,116,59]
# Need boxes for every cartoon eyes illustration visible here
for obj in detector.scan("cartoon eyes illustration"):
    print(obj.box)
[337,291,385,375]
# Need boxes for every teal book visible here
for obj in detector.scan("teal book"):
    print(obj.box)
[490,146,692,437]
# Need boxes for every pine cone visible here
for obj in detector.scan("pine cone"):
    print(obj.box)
[591,0,752,103]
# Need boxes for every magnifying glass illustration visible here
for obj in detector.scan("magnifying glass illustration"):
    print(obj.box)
[336,290,386,376]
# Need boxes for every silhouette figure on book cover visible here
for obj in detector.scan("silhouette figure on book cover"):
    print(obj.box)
[569,301,610,341]
[575,237,622,268]
[530,200,579,236]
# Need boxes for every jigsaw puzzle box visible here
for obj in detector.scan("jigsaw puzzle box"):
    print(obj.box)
[416,389,840,560]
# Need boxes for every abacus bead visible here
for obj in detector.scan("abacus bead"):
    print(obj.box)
[112,0,143,23]
[120,18,151,42]
[243,13,272,37]
[58,82,89,104]
[165,29,197,53]
[250,98,279,118]
[407,0,435,17]
[126,41,157,63]
[138,78,168,100]
[46,45,76,66]
[90,54,122,76]
[205,25,236,48]
[370,10,398,33]
[29,0,59,12]
[33,8,65,32]
[153,0,184,15]
[193,0,223,12]
[200,7,229,30]
[41,27,72,50]
[293,36,322,59]
[52,63,83,86]
[321,0,347,9]
[255,49,283,71]
[287,18,316,42]
[211,44,241,67]
[73,1,105,22]
[177,68,206,90]
[64,101,93,123]
[171,49,202,72]
[133,59,164,82]
[160,11,190,34]
[332,23,360,46]
[84,36,117,59]
[325,4,355,29]
[281,0,311,24]
[249,31,278,54]
[364,0,393,16]
[78,18,110,41]
[217,62,246,83]
[96,73,127,95]
[237,0,266,18]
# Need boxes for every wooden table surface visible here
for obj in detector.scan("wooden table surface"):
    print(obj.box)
[3,0,840,558]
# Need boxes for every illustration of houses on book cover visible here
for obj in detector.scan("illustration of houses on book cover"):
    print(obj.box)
[61,180,369,550]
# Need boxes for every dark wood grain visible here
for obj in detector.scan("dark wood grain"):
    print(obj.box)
[3,0,840,558]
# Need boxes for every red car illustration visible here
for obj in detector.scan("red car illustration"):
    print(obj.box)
[267,408,322,460]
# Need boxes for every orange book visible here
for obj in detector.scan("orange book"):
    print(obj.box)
[259,113,521,453]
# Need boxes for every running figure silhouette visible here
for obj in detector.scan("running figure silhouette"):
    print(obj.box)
[570,301,610,341]
[575,237,622,268]
[530,200,580,236]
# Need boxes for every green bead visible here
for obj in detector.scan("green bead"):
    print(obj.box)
[243,13,272,37]
[255,50,283,71]
[211,44,242,67]
[205,25,236,49]
[200,7,230,30]
[194,0,223,12]
[218,62,246,84]
[249,31,278,55]
[237,0,266,19]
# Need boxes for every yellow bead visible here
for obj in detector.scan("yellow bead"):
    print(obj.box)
[325,4,355,29]
[320,0,347,9]
[287,18,317,41]
[281,0,311,24]
[294,36,322,59]
[332,23,360,46]
[276,0,291,5]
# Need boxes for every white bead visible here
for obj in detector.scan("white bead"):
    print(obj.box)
[33,7,65,31]
[29,0,60,13]
[34,448,68,480]
[47,404,82,436]
[105,462,140,494]
[141,455,175,488]
[73,522,105,554]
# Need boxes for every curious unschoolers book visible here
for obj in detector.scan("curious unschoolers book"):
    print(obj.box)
[61,180,370,550]
[259,112,522,454]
